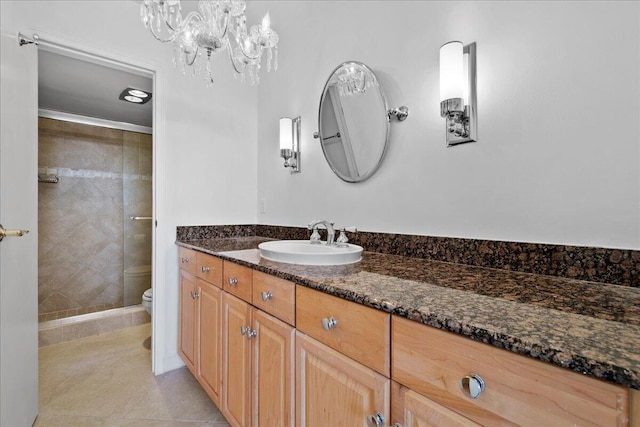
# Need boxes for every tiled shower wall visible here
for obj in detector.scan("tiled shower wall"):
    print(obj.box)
[38,118,152,320]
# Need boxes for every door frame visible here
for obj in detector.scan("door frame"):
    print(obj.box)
[29,33,164,373]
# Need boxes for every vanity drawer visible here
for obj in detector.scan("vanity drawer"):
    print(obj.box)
[223,261,252,303]
[392,316,630,427]
[196,252,223,287]
[296,285,390,376]
[178,247,197,276]
[252,271,295,326]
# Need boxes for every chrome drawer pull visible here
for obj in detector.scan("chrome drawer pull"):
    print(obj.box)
[181,257,190,263]
[240,326,257,339]
[201,266,210,273]
[321,317,337,331]
[261,291,273,302]
[227,277,238,286]
[366,412,385,427]
[460,373,485,399]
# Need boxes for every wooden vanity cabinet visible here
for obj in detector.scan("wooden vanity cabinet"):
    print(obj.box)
[179,247,638,427]
[296,331,390,427]
[222,291,295,427]
[295,285,390,376]
[222,292,252,427]
[392,382,480,427]
[178,260,223,407]
[252,307,295,427]
[196,251,223,286]
[252,271,295,327]
[295,285,391,426]
[392,315,631,427]
[197,279,222,405]
[178,269,198,373]
[178,247,197,276]
[224,260,253,303]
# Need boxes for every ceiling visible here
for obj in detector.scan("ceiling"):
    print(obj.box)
[38,49,153,128]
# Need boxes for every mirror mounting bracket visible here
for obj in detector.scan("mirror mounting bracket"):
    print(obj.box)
[388,106,409,122]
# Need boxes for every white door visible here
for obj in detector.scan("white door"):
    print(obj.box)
[0,33,39,426]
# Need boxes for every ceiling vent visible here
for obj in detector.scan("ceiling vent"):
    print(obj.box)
[119,87,152,104]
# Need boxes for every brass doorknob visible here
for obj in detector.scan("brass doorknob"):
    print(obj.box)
[0,224,29,242]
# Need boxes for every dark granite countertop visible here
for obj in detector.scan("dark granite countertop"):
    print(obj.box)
[176,237,640,390]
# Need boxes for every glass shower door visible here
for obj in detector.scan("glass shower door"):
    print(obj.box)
[123,131,152,306]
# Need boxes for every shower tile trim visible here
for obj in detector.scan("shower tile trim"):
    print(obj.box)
[37,167,152,181]
[38,305,150,347]
[177,224,639,287]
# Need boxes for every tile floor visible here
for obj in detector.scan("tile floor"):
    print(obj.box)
[36,323,230,427]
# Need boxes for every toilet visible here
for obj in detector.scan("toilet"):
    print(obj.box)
[142,288,152,316]
[123,264,151,309]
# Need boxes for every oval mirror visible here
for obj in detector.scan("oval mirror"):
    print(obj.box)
[318,61,389,183]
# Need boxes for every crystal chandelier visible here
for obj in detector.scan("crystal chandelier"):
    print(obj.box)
[334,63,375,97]
[140,0,279,86]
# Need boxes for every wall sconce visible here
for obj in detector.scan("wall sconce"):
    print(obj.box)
[440,41,477,146]
[279,116,301,173]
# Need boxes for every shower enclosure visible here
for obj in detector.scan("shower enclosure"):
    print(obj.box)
[37,117,152,321]
[123,131,153,307]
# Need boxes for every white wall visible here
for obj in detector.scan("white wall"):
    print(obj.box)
[256,1,640,250]
[1,0,258,373]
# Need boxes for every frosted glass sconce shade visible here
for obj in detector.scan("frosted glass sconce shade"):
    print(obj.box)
[439,41,477,146]
[439,41,464,102]
[279,116,300,173]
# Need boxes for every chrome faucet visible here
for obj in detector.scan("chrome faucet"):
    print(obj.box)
[308,219,335,246]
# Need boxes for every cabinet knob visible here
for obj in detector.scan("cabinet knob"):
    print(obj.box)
[201,266,210,273]
[227,277,238,286]
[240,325,257,339]
[366,412,385,427]
[190,291,199,299]
[321,317,338,331]
[460,373,485,399]
[261,291,273,302]
[181,257,189,263]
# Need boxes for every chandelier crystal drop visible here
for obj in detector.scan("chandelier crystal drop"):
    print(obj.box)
[140,0,279,87]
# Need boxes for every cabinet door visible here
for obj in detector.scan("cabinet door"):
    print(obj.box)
[296,331,389,427]
[253,309,295,427]
[198,279,222,406]
[392,382,480,427]
[222,293,252,427]
[179,269,198,373]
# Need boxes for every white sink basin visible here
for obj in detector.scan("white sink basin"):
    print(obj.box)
[258,240,363,265]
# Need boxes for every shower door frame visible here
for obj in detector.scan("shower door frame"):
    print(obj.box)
[33,36,163,373]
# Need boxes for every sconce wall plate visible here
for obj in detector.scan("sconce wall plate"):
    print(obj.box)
[440,42,477,147]
[280,116,301,173]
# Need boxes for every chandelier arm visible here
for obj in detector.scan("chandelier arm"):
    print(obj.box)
[226,44,245,75]
[148,10,203,43]
[219,12,231,41]
[148,24,179,43]
[228,34,261,62]
[185,46,199,66]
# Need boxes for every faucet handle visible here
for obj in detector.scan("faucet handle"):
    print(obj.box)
[309,228,322,244]
[336,227,356,246]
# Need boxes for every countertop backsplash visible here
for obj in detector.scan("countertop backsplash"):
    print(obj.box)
[177,224,639,287]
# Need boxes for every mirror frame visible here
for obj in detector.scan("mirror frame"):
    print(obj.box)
[317,61,390,183]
